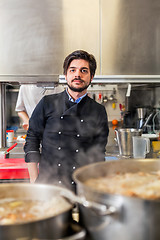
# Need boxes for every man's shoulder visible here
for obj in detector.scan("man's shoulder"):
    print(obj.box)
[43,90,65,101]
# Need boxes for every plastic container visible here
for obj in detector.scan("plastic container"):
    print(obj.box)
[6,130,14,146]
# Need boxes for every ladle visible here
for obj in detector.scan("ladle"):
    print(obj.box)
[108,94,114,101]
[103,96,108,103]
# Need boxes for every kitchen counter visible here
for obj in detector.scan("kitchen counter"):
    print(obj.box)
[106,125,160,159]
[2,126,159,183]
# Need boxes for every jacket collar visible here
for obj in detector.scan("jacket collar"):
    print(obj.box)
[62,90,88,116]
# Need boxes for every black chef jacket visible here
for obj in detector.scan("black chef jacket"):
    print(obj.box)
[24,90,109,190]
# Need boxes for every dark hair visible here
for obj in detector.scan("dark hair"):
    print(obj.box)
[63,50,97,77]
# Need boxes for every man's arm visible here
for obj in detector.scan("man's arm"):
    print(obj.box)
[27,162,39,183]
[24,97,45,183]
[18,111,29,130]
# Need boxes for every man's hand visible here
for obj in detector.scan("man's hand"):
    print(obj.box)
[22,123,29,131]
[27,162,39,183]
[18,111,29,130]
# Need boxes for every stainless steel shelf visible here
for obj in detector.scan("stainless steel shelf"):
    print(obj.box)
[59,75,160,84]
[0,74,160,85]
[0,75,59,83]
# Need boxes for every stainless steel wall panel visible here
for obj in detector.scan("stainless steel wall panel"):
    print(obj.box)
[101,0,160,75]
[62,0,100,74]
[0,0,64,76]
[0,0,100,81]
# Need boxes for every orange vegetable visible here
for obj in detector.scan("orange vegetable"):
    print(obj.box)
[112,119,118,126]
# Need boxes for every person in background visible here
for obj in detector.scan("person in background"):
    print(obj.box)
[15,84,63,130]
[24,50,109,191]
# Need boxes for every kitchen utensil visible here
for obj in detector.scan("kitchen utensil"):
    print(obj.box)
[112,102,116,109]
[73,159,160,240]
[115,128,142,157]
[0,183,73,240]
[108,94,114,101]
[0,183,108,240]
[0,143,17,159]
[136,107,147,119]
[102,96,108,103]
[6,142,17,153]
[136,107,148,129]
[132,136,150,158]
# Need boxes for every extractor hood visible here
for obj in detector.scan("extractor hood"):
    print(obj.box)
[1,0,160,83]
[0,0,64,83]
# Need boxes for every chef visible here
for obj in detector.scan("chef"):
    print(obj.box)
[24,50,109,190]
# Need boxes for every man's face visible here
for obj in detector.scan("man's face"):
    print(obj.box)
[65,59,93,92]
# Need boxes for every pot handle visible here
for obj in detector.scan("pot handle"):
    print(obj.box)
[60,189,116,216]
[115,128,122,155]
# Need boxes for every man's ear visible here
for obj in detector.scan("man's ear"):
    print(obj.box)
[91,75,94,82]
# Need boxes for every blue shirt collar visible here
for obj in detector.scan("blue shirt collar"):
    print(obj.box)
[66,88,87,103]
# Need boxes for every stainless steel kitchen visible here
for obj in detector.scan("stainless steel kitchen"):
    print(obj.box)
[0,0,160,239]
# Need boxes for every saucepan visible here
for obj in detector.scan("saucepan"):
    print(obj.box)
[0,183,73,239]
[0,183,111,240]
[73,159,160,240]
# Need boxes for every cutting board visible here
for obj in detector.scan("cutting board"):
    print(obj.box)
[0,158,29,180]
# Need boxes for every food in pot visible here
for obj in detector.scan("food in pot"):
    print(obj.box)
[84,171,160,200]
[0,196,71,225]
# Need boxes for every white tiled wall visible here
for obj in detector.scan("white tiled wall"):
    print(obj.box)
[88,84,126,122]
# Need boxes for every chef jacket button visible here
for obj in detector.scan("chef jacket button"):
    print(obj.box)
[58,131,62,134]
[58,163,61,167]
[58,147,61,150]
[73,166,76,170]
[60,116,63,119]
[75,149,79,153]
[77,134,80,137]
[80,119,84,122]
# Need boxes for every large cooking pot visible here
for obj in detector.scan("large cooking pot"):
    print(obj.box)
[73,159,160,240]
[0,183,74,240]
[0,182,109,240]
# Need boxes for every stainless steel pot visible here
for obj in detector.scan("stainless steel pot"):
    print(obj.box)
[73,159,160,240]
[0,182,109,240]
[115,128,142,157]
[0,183,73,240]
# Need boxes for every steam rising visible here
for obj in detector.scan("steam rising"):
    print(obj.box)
[36,144,105,191]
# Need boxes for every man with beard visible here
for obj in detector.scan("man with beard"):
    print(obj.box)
[24,50,109,190]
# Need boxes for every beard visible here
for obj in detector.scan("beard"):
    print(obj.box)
[67,78,91,92]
